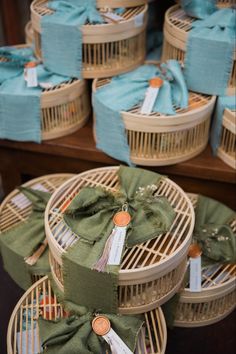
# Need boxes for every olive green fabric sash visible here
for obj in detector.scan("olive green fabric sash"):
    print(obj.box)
[38,301,143,354]
[0,187,51,290]
[63,166,175,313]
[163,195,235,327]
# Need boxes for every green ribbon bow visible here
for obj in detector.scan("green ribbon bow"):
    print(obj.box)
[62,166,175,313]
[39,301,143,354]
[0,187,51,290]
[194,195,236,266]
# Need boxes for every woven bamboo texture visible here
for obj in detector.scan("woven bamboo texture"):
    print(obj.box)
[25,21,34,46]
[7,276,167,354]
[217,108,236,170]
[93,77,216,166]
[0,174,74,284]
[174,194,236,327]
[45,166,194,314]
[162,5,236,96]
[0,50,90,140]
[97,0,148,7]
[31,0,147,78]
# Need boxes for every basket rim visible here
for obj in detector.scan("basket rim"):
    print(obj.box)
[45,166,195,281]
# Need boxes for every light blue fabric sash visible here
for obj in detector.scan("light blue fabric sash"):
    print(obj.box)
[210,95,236,155]
[93,61,189,165]
[41,0,103,78]
[184,8,236,95]
[0,47,69,142]
[181,0,217,19]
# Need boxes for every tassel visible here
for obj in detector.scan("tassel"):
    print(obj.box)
[24,238,48,266]
[92,229,116,272]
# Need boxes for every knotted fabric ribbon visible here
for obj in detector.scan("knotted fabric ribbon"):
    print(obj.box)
[0,187,51,290]
[184,7,236,95]
[41,0,103,77]
[181,0,217,19]
[193,195,236,267]
[163,194,235,327]
[210,95,236,155]
[38,301,143,354]
[93,61,189,165]
[0,46,69,142]
[62,166,175,313]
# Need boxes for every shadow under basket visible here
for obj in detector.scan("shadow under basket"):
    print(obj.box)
[162,5,236,96]
[217,107,236,170]
[7,276,167,354]
[30,0,147,79]
[0,174,74,285]
[174,194,236,327]
[45,166,195,314]
[92,76,216,166]
[0,50,90,140]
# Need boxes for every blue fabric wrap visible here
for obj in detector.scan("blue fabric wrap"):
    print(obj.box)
[0,47,69,143]
[41,0,103,78]
[210,95,236,155]
[184,8,236,95]
[93,60,189,165]
[181,0,217,19]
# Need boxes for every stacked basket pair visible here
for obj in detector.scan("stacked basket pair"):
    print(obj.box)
[4,166,196,353]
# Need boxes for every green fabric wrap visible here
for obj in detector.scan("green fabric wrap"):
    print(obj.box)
[63,166,175,313]
[194,195,236,266]
[0,187,51,290]
[38,301,143,354]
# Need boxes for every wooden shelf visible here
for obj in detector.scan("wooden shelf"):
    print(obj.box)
[0,120,235,208]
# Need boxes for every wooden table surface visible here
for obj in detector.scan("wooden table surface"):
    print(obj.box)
[0,120,235,208]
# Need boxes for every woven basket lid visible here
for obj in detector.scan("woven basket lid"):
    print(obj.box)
[45,167,194,294]
[7,276,167,354]
[0,174,74,235]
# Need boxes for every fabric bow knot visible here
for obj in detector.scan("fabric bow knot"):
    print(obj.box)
[93,60,189,165]
[193,195,236,267]
[39,301,143,354]
[61,167,175,313]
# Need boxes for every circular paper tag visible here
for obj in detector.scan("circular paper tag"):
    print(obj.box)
[149,77,163,88]
[92,315,111,336]
[113,211,131,227]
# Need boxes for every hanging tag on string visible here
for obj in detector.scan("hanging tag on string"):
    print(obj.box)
[140,77,163,115]
[102,12,123,23]
[24,61,38,88]
[93,204,131,271]
[188,244,202,292]
[92,315,133,354]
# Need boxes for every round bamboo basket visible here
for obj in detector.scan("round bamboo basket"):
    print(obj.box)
[0,174,74,284]
[0,50,90,140]
[30,0,147,78]
[7,276,167,354]
[25,21,34,46]
[217,107,236,170]
[92,74,216,166]
[97,0,148,7]
[45,166,195,314]
[162,5,236,96]
[174,194,236,327]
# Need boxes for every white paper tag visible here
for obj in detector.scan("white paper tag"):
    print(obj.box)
[31,183,49,193]
[25,67,38,87]
[107,226,126,266]
[103,12,123,23]
[189,256,202,292]
[39,82,53,89]
[103,328,133,354]
[134,12,144,27]
[140,86,159,115]
[17,328,41,354]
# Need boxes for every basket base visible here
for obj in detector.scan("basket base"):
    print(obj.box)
[217,148,236,170]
